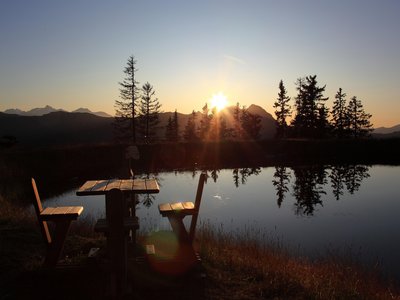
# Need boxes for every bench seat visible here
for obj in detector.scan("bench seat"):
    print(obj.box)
[40,206,83,221]
[158,201,196,217]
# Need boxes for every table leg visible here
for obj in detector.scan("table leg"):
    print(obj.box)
[106,190,128,297]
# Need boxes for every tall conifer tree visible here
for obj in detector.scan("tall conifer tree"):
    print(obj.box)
[273,80,291,138]
[114,55,139,143]
[347,96,373,138]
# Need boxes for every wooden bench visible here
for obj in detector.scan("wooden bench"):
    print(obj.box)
[158,173,206,244]
[32,178,83,267]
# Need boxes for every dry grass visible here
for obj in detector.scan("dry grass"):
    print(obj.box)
[1,195,399,299]
[197,222,400,300]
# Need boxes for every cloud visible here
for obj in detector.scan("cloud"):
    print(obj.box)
[223,54,246,65]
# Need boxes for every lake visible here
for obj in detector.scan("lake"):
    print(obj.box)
[45,164,400,281]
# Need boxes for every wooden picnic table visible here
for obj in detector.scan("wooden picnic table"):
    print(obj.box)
[76,178,159,297]
[76,178,159,196]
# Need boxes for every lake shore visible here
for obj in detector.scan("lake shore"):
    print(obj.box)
[1,195,399,299]
[1,139,400,298]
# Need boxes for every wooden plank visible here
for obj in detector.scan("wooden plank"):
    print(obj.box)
[41,206,83,219]
[158,203,172,212]
[120,179,134,191]
[76,180,99,195]
[105,179,121,191]
[41,207,57,215]
[145,179,160,193]
[132,179,147,192]
[182,202,195,210]
[170,202,185,211]
[68,206,84,215]
[90,180,109,193]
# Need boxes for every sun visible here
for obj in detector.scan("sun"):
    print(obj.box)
[209,92,228,112]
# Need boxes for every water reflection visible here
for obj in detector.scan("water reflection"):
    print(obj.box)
[291,165,327,216]
[195,165,370,216]
[272,166,291,208]
[232,167,262,187]
[275,165,370,215]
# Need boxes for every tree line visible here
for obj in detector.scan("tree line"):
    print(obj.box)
[114,56,373,145]
[274,75,373,139]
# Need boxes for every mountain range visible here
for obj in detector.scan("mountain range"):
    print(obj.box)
[2,105,112,118]
[1,104,399,147]
[373,124,400,134]
[0,104,276,147]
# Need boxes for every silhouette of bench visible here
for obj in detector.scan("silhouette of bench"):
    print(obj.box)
[32,178,83,267]
[158,173,206,244]
[144,174,206,274]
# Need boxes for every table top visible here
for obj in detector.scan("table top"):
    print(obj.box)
[76,178,159,196]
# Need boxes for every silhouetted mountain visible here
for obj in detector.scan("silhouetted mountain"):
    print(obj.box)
[157,105,276,139]
[373,124,400,134]
[0,105,277,147]
[3,105,111,118]
[72,108,112,118]
[3,108,24,115]
[0,111,113,146]
[372,131,400,139]
[4,105,65,116]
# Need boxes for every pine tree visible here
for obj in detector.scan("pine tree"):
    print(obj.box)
[138,82,161,143]
[273,80,291,138]
[164,111,179,141]
[316,104,330,138]
[183,110,198,142]
[347,96,373,138]
[198,103,212,141]
[292,75,328,138]
[240,106,262,140]
[331,88,349,138]
[219,116,234,141]
[291,77,306,136]
[173,109,180,141]
[165,116,174,141]
[233,102,242,139]
[114,55,139,143]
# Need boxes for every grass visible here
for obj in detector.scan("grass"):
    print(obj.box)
[1,195,399,299]
[197,222,399,299]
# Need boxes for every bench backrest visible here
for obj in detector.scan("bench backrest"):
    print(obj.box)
[31,178,52,245]
[189,173,206,242]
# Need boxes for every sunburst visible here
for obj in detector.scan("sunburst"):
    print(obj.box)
[209,92,228,112]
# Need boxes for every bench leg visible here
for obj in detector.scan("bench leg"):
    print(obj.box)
[166,216,198,264]
[167,216,190,243]
[43,220,72,267]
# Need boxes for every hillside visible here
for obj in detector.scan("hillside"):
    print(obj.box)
[158,104,276,139]
[373,124,400,134]
[0,105,277,147]
[0,111,113,146]
[2,105,112,118]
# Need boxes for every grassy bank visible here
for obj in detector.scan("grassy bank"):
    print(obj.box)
[197,223,399,299]
[1,196,399,299]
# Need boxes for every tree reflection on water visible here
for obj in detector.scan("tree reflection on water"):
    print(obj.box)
[198,165,370,217]
[272,165,370,216]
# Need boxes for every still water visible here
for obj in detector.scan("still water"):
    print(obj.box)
[46,165,400,280]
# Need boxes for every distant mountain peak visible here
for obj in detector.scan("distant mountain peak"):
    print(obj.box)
[373,124,400,134]
[2,106,112,118]
[72,108,92,114]
[247,104,274,120]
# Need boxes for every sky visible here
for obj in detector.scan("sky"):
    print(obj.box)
[0,0,399,127]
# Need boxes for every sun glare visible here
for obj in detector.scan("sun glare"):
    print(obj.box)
[209,92,228,112]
